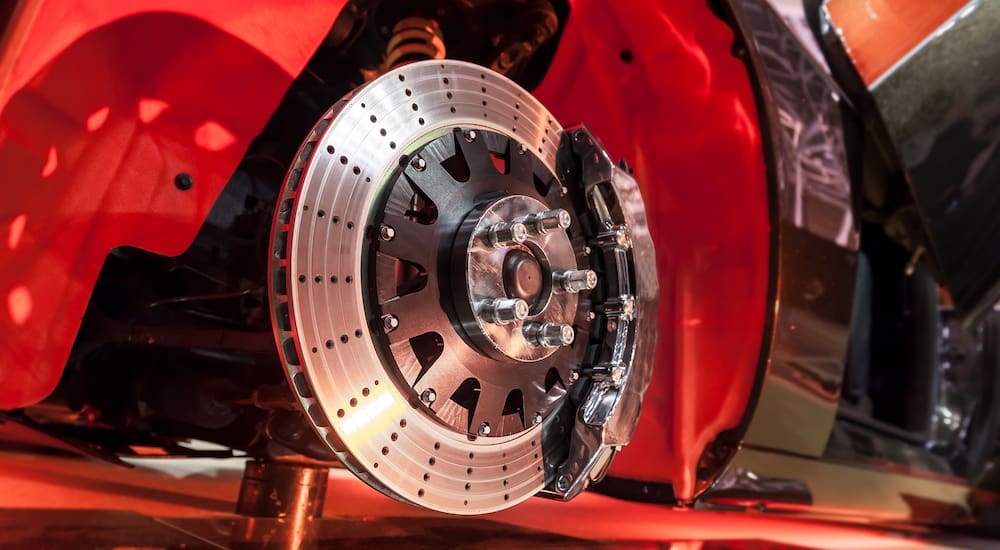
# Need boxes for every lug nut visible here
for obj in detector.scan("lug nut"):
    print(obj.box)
[382,314,399,332]
[379,224,396,241]
[420,388,437,404]
[477,422,491,436]
[488,221,528,248]
[523,322,574,348]
[593,225,631,250]
[523,209,571,235]
[480,298,529,325]
[410,156,426,171]
[555,269,598,293]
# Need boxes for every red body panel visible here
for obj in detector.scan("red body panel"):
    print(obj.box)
[0,0,345,408]
[0,1,769,498]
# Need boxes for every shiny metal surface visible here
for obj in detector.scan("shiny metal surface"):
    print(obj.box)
[233,461,328,549]
[267,60,655,514]
[269,60,565,514]
[727,0,857,460]
[542,125,659,501]
[862,0,1000,320]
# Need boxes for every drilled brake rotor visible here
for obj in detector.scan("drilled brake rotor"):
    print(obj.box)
[269,60,657,515]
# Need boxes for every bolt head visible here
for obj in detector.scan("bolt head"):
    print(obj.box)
[477,422,491,436]
[568,370,580,383]
[556,474,572,492]
[532,412,543,425]
[379,224,396,241]
[420,389,437,404]
[518,143,528,155]
[410,156,426,171]
[464,129,478,143]
[383,314,399,331]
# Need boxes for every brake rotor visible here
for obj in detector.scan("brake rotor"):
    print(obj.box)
[269,60,657,514]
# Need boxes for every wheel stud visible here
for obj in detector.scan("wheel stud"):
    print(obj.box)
[523,209,571,235]
[479,298,529,325]
[523,322,574,347]
[488,221,528,248]
[555,269,597,293]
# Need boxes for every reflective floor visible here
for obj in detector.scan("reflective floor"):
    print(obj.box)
[0,449,991,549]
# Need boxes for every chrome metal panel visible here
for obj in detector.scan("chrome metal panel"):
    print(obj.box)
[726,0,857,459]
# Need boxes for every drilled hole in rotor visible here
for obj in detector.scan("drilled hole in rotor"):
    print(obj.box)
[433,442,440,450]
[325,340,334,349]
[341,334,349,344]
[298,275,307,283]
[450,107,456,113]
[418,489,425,498]
[423,473,430,481]
[429,457,436,466]
[405,88,412,96]
[355,329,363,338]
[446,92,453,99]
[382,446,390,455]
[330,276,338,283]
[337,409,344,418]
[362,387,369,396]
[326,145,334,154]
[391,432,398,441]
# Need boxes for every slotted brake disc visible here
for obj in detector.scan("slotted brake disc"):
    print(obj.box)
[268,60,657,514]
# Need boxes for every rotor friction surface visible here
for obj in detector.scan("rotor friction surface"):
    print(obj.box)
[269,60,571,514]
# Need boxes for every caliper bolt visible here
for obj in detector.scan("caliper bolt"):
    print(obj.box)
[382,314,399,332]
[556,474,573,492]
[590,362,626,387]
[555,269,598,293]
[379,224,396,241]
[464,129,478,143]
[601,295,636,321]
[593,224,631,250]
[488,221,528,248]
[479,298,529,325]
[420,388,437,405]
[517,143,528,155]
[532,412,543,426]
[523,322,574,348]
[477,422,491,436]
[523,209,571,235]
[410,156,426,171]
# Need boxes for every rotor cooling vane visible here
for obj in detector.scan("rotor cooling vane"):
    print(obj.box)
[269,60,658,514]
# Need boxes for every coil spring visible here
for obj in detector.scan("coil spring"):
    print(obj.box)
[381,17,446,72]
